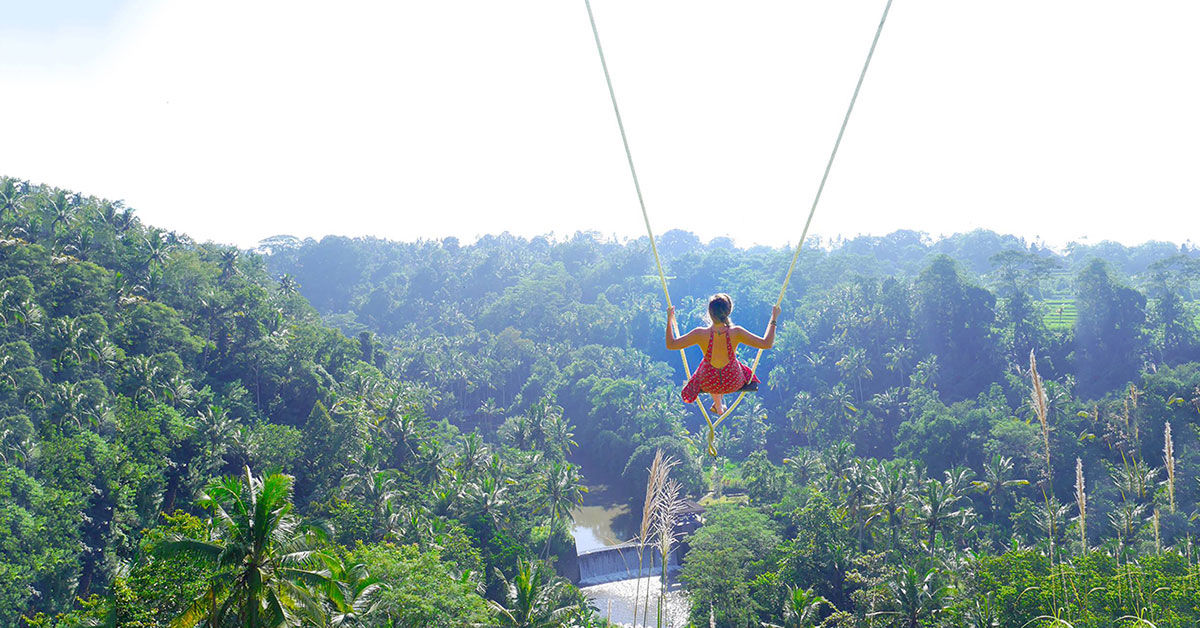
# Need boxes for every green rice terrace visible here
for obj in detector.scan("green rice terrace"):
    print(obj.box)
[1042,298,1079,329]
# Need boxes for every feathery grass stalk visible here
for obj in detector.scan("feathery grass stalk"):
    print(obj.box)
[1029,351,1055,548]
[1129,384,1141,450]
[1075,458,1087,552]
[1164,422,1177,514]
[634,450,676,628]
[1029,350,1052,486]
[655,478,682,628]
[1029,349,1066,613]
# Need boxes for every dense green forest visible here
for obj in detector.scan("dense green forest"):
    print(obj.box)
[4,173,1200,626]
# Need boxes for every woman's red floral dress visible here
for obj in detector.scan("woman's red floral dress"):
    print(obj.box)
[681,327,758,404]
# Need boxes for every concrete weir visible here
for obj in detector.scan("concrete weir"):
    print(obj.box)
[575,543,682,586]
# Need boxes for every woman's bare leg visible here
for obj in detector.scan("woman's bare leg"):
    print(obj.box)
[709,393,725,415]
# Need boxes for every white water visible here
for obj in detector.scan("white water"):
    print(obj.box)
[582,577,690,628]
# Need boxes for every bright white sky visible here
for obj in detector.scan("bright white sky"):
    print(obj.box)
[1,1,1198,249]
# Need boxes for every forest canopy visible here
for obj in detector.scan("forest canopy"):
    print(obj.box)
[4,175,1200,626]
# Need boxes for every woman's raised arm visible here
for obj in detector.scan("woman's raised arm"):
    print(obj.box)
[665,306,702,351]
[736,305,781,350]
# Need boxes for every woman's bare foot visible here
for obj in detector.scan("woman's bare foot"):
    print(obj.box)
[709,395,726,414]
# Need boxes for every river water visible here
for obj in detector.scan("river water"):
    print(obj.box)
[571,483,691,627]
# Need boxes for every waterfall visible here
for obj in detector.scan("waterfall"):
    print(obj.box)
[576,543,682,586]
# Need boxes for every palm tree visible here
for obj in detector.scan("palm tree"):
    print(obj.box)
[14,297,44,335]
[52,317,86,366]
[763,586,828,628]
[820,441,855,499]
[477,398,505,434]
[842,458,876,551]
[820,384,859,439]
[318,556,386,627]
[913,478,969,550]
[868,460,914,551]
[125,354,162,404]
[97,199,120,230]
[884,343,913,381]
[160,468,327,627]
[835,346,874,403]
[44,189,76,235]
[489,558,574,628]
[467,473,510,532]
[537,461,587,557]
[112,207,136,235]
[143,230,171,274]
[542,411,579,460]
[83,335,120,374]
[277,274,299,296]
[194,406,236,477]
[0,178,28,222]
[0,428,35,468]
[942,466,976,497]
[340,467,403,534]
[456,432,489,479]
[971,455,1029,522]
[873,564,953,628]
[781,448,822,487]
[51,380,89,429]
[219,248,241,282]
[163,375,198,411]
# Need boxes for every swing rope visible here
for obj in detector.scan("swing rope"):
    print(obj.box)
[583,0,895,456]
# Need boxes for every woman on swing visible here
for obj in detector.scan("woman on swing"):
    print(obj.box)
[666,294,780,414]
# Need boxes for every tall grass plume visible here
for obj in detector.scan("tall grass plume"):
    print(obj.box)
[634,449,677,628]
[1075,457,1087,552]
[1029,350,1052,486]
[1164,422,1177,514]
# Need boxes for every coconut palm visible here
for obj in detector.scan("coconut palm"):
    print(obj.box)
[319,556,386,627]
[456,432,489,479]
[884,343,913,379]
[489,558,574,628]
[763,586,828,628]
[872,563,953,628]
[125,354,162,404]
[0,178,28,221]
[160,468,327,627]
[467,473,510,532]
[340,467,403,524]
[277,274,298,296]
[44,189,76,234]
[50,380,89,429]
[542,411,579,460]
[219,248,241,281]
[537,461,587,557]
[843,458,876,551]
[868,459,914,551]
[821,441,855,498]
[913,478,969,550]
[835,346,874,403]
[781,448,822,487]
[194,405,236,477]
[971,455,1029,521]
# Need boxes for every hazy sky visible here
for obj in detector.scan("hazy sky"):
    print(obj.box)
[2,1,1198,249]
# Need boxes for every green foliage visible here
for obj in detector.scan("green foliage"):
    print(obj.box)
[682,503,782,626]
[342,542,491,627]
[964,550,1200,628]
[6,175,1200,625]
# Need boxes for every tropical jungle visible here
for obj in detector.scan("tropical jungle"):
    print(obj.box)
[3,175,1200,626]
